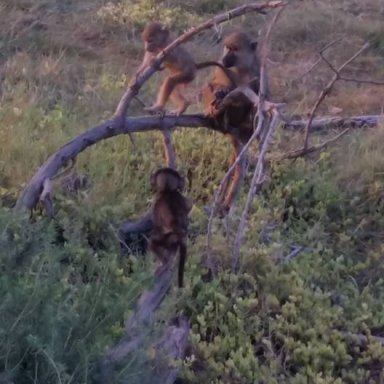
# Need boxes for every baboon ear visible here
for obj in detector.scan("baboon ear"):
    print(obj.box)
[250,41,258,51]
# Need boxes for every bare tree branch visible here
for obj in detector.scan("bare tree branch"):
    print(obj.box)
[232,111,280,272]
[338,76,384,86]
[15,115,209,211]
[274,127,350,161]
[302,42,370,150]
[292,37,344,82]
[283,114,381,131]
[99,257,180,381]
[280,244,305,264]
[230,8,284,273]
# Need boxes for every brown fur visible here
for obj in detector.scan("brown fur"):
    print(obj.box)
[148,168,192,287]
[201,30,268,215]
[139,22,236,115]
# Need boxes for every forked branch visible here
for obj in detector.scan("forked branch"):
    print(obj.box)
[302,42,370,150]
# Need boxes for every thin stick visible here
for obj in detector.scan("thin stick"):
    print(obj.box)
[231,8,283,272]
[339,77,384,86]
[292,37,343,81]
[302,43,370,150]
[232,111,279,272]
[276,127,350,161]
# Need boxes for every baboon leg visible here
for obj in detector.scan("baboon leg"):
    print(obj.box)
[145,72,193,114]
[219,137,246,214]
[170,83,190,115]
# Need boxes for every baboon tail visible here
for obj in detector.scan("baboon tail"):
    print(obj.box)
[196,61,236,87]
[178,242,187,288]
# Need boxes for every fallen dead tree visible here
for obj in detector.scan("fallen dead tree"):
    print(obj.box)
[283,114,382,131]
[98,258,189,384]
[13,1,384,382]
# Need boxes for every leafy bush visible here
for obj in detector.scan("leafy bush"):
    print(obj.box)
[0,208,149,383]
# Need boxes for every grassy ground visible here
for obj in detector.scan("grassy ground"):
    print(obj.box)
[1,0,384,383]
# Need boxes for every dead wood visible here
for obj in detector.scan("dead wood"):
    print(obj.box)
[99,257,188,383]
[275,127,351,161]
[302,42,370,150]
[232,110,280,272]
[283,114,382,131]
[15,114,208,211]
[151,316,189,384]
[292,37,344,82]
[232,8,284,273]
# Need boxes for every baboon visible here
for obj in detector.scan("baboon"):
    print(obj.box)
[148,167,192,288]
[201,30,268,215]
[139,22,236,115]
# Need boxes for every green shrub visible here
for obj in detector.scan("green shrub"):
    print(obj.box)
[0,208,149,383]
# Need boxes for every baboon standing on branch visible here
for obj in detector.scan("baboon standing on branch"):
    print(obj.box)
[139,22,236,115]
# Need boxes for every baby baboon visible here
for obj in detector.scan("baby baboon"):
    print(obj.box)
[139,22,236,115]
[148,167,192,288]
[201,30,268,214]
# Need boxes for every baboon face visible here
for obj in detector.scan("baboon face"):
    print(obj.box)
[221,31,258,70]
[150,168,185,192]
[142,22,169,53]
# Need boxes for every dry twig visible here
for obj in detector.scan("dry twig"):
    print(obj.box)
[232,111,280,272]
[302,42,370,150]
[283,114,381,131]
[99,258,187,383]
[275,127,350,161]
[231,7,284,272]
[292,37,344,82]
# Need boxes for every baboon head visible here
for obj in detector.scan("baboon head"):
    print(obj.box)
[150,167,185,193]
[142,22,170,53]
[221,31,258,70]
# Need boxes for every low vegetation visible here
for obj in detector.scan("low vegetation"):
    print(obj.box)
[1,0,384,383]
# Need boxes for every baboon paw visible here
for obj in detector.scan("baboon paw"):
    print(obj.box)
[144,105,164,114]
